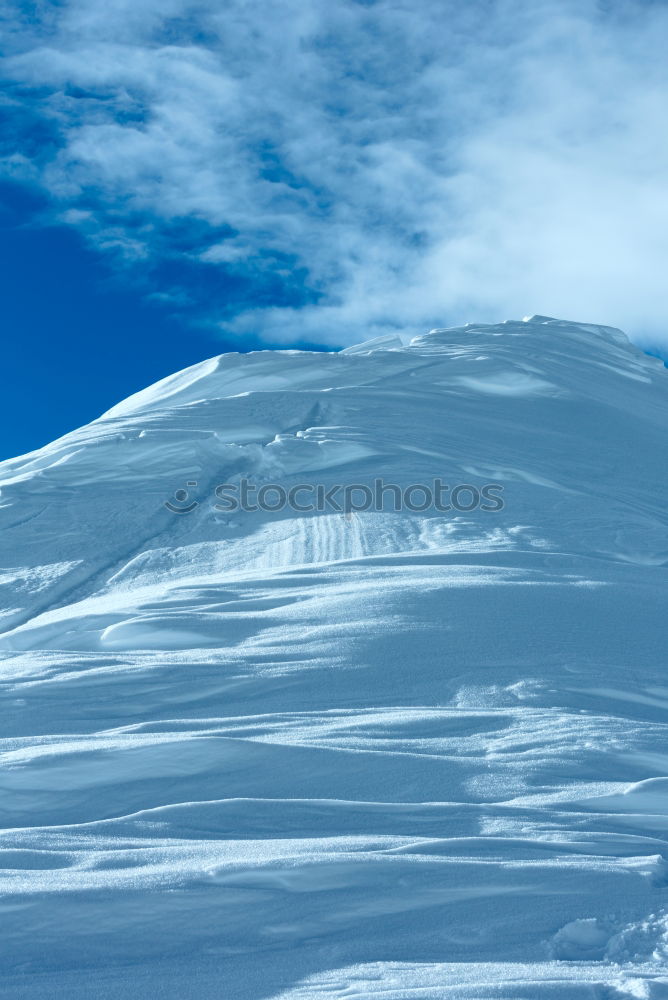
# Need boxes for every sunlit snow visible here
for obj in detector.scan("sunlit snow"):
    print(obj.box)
[1,316,667,998]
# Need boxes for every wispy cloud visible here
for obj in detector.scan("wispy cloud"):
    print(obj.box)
[3,0,668,349]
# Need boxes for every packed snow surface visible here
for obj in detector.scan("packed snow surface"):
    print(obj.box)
[1,316,667,998]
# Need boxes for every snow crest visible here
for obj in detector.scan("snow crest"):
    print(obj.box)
[1,317,667,999]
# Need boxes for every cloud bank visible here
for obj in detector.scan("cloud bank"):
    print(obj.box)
[3,0,668,349]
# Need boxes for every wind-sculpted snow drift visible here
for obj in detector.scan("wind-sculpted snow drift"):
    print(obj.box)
[1,316,667,999]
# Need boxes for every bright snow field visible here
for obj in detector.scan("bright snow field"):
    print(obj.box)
[1,316,667,999]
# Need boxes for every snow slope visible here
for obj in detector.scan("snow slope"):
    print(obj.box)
[1,315,667,999]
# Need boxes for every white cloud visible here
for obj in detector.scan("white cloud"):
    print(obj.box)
[3,0,668,350]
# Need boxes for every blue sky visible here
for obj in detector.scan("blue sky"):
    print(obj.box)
[2,0,668,458]
[0,181,324,458]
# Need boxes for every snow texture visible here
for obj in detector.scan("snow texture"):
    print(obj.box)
[1,316,667,998]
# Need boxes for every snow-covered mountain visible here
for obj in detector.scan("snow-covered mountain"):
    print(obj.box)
[1,315,667,999]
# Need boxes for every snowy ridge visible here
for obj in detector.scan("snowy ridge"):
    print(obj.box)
[1,316,668,999]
